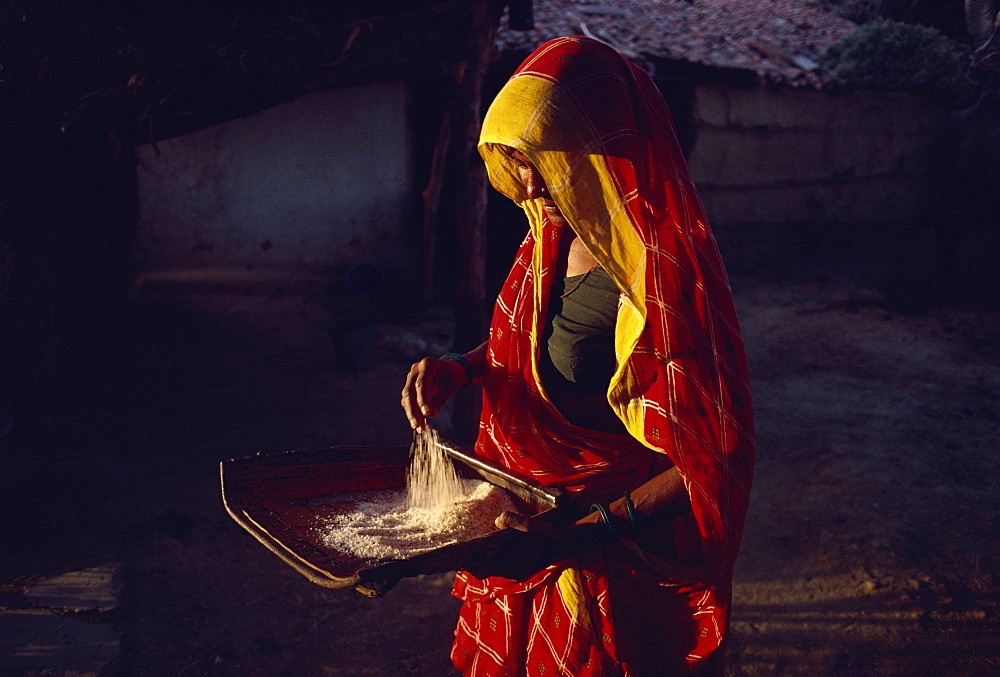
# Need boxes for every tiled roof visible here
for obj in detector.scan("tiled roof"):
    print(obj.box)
[496,0,859,87]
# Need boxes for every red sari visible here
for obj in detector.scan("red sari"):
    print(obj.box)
[452,37,754,676]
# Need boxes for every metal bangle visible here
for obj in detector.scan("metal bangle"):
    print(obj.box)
[440,352,474,392]
[624,492,637,529]
[589,503,615,537]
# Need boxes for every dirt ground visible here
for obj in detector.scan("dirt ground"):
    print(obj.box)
[1,267,997,676]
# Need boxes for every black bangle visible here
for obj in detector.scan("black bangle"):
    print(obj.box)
[440,352,474,392]
[623,492,637,529]
[589,503,615,537]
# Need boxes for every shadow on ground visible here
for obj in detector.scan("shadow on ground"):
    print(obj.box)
[1,270,997,675]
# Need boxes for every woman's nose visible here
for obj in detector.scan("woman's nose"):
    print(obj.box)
[524,169,548,199]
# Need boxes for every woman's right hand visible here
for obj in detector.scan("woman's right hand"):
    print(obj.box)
[401,356,467,431]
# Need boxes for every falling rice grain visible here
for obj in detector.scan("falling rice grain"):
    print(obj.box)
[317,428,518,561]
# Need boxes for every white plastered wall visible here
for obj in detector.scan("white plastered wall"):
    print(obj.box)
[132,81,411,272]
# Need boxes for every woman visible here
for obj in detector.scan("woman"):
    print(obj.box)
[401,36,754,676]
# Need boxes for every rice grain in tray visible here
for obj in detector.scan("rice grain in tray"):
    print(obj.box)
[318,480,518,561]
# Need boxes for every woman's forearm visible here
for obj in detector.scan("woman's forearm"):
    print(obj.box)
[462,341,489,384]
[576,465,691,529]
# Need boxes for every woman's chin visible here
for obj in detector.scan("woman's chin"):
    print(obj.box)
[544,208,568,227]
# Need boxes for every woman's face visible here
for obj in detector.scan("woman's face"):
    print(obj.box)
[510,149,568,228]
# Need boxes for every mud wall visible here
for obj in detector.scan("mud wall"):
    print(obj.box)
[688,85,950,227]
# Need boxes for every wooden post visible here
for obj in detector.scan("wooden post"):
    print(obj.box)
[420,107,452,305]
[452,0,500,350]
[450,0,501,441]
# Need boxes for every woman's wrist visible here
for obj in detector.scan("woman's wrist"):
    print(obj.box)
[588,501,635,539]
[572,491,641,542]
[441,342,488,389]
[440,352,474,392]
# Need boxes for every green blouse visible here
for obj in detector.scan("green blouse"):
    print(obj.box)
[539,267,619,395]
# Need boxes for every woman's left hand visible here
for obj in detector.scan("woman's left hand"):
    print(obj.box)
[465,465,694,581]
[463,511,608,581]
